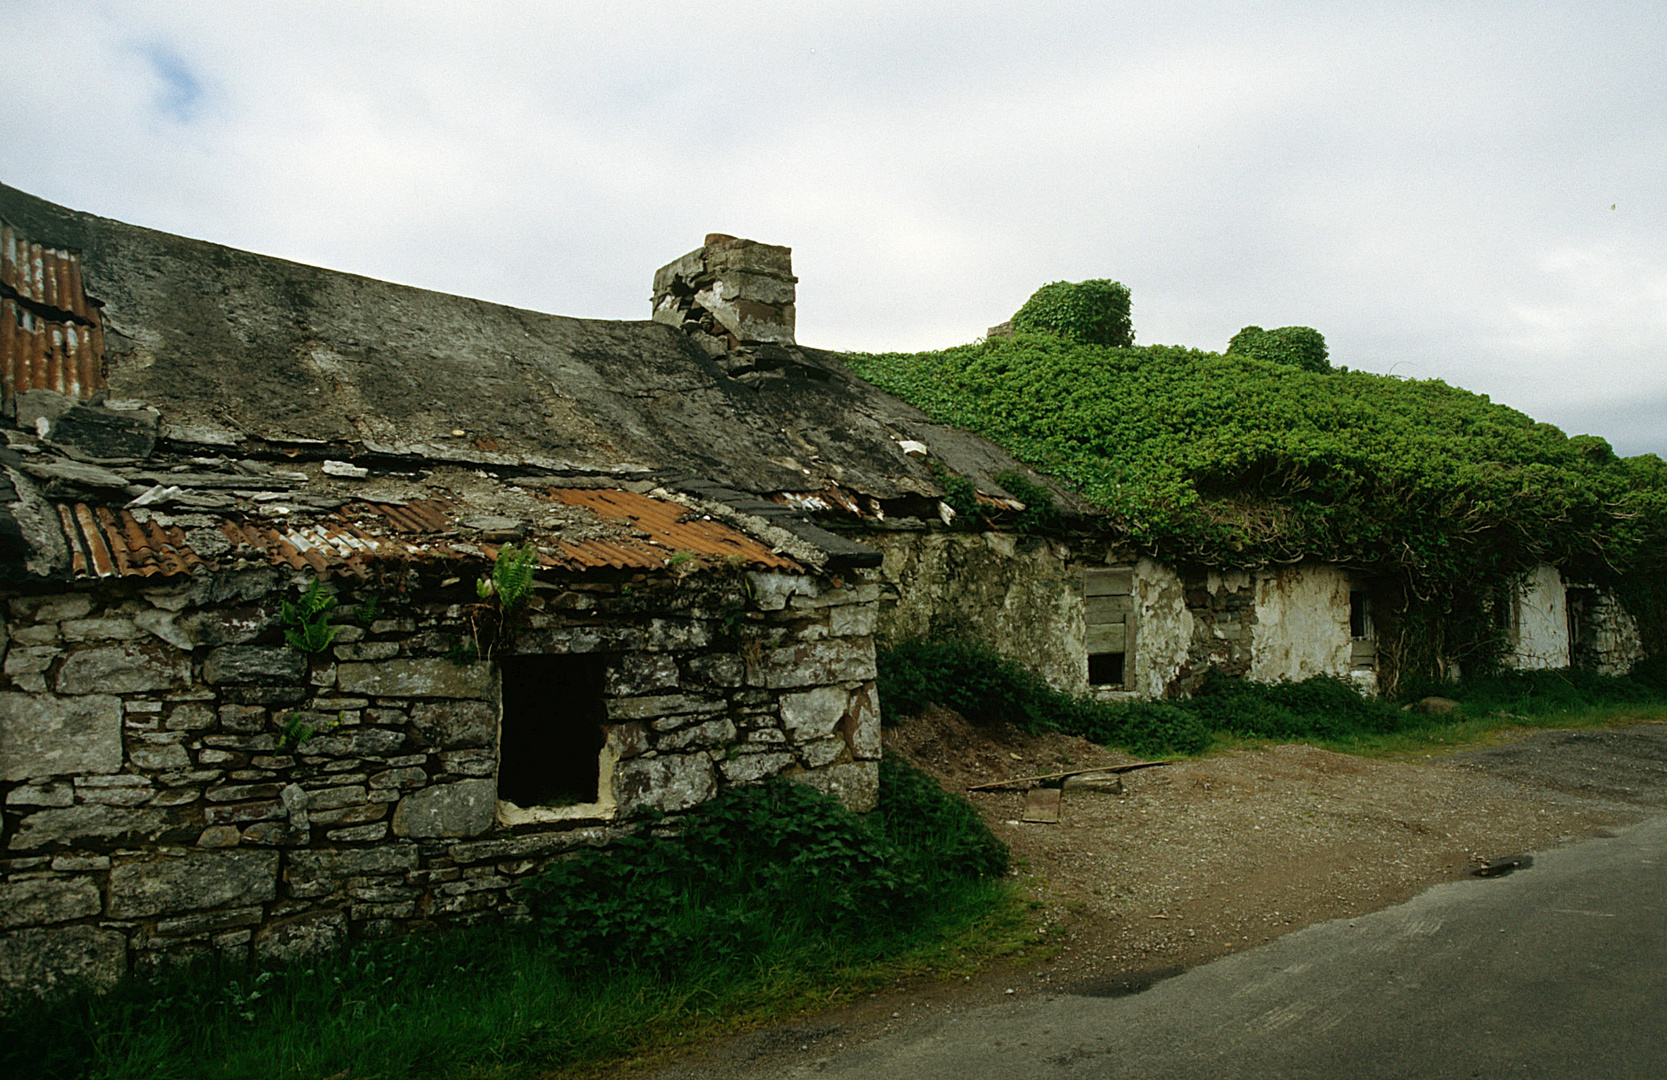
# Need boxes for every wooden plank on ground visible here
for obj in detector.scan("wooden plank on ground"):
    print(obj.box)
[1022,786,1062,823]
[967,759,1170,792]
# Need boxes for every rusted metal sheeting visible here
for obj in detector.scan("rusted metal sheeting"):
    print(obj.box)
[57,504,207,579]
[220,518,394,577]
[1,299,106,402]
[344,498,457,534]
[546,487,801,571]
[0,224,96,320]
[53,488,799,581]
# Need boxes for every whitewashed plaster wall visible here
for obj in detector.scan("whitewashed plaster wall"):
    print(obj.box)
[1250,564,1355,683]
[1511,564,1570,670]
[1126,557,1192,699]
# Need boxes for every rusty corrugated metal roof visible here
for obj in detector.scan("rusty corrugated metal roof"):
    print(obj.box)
[54,488,802,580]
[1,224,96,320]
[2,298,106,401]
[1,223,107,404]
[545,487,800,570]
[58,504,207,579]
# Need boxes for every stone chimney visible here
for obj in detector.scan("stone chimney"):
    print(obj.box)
[652,234,796,352]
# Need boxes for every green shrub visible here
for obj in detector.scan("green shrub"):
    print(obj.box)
[993,469,1061,535]
[1189,671,1402,740]
[1011,279,1134,347]
[876,637,1057,728]
[876,637,1210,757]
[519,763,1007,971]
[1105,701,1211,756]
[1226,325,1330,372]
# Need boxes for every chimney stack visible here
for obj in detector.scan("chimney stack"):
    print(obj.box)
[652,235,797,352]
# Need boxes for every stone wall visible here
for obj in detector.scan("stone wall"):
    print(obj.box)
[0,563,879,1001]
[866,528,1374,701]
[866,528,1106,694]
[1570,585,1645,676]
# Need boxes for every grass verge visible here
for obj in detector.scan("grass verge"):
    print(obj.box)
[0,760,1022,1080]
[878,637,1667,759]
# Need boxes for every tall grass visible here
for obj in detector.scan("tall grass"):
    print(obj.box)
[0,760,1012,1080]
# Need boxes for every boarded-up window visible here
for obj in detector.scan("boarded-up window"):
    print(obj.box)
[1085,568,1134,688]
[499,654,607,808]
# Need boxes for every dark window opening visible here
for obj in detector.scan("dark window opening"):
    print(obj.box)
[1349,590,1372,639]
[1088,652,1126,687]
[499,654,607,808]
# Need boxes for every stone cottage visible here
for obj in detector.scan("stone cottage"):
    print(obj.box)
[0,184,1646,998]
[0,185,1068,998]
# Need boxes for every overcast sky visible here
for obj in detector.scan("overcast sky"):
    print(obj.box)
[4,1,1663,456]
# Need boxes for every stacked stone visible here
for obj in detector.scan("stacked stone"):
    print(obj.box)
[651,235,797,350]
[0,565,880,1001]
[1575,589,1646,676]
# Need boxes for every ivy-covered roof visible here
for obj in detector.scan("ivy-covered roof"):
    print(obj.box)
[845,333,1667,587]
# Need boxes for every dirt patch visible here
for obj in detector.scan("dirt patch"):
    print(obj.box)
[645,715,1667,1079]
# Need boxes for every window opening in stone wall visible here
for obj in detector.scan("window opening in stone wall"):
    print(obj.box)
[1088,651,1125,687]
[499,654,607,808]
[1349,590,1372,639]
[1348,587,1377,671]
[1085,567,1135,688]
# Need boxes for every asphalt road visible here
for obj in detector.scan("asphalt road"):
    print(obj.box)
[763,812,1667,1079]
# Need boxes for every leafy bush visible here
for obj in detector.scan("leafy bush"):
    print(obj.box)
[1011,279,1134,347]
[873,757,1010,881]
[876,637,1210,756]
[1226,325,1330,372]
[519,764,1006,971]
[1188,671,1402,740]
[877,637,1059,728]
[994,469,1061,535]
[1103,700,1211,756]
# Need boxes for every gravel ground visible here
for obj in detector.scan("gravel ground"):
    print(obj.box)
[640,714,1667,1080]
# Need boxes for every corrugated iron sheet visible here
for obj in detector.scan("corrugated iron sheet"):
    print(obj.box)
[2,298,106,401]
[1,224,96,320]
[58,504,207,579]
[1,224,107,404]
[54,488,802,580]
[545,487,800,570]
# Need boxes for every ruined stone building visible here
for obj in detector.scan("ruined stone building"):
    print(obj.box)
[0,185,1645,998]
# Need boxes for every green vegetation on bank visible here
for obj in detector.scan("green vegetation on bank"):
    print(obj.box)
[877,638,1667,758]
[845,283,1667,677]
[846,332,1667,584]
[1,762,1012,1080]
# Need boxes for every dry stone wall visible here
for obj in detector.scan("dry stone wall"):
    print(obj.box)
[0,564,879,1001]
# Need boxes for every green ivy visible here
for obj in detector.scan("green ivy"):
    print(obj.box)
[993,470,1060,535]
[1011,279,1133,347]
[846,335,1667,677]
[1225,325,1330,372]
